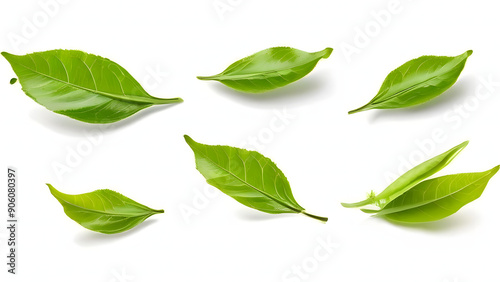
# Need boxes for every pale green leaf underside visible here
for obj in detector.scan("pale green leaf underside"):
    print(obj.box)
[373,166,499,223]
[47,184,163,234]
[2,50,182,123]
[342,141,468,208]
[349,50,472,114]
[184,135,327,222]
[198,47,333,93]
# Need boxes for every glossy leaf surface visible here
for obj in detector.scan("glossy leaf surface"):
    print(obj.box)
[372,166,499,223]
[47,184,163,234]
[342,141,468,208]
[198,47,333,93]
[2,50,182,123]
[184,135,327,222]
[349,50,472,114]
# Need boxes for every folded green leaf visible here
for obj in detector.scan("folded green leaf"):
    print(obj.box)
[197,47,333,93]
[9,78,17,84]
[370,166,499,223]
[2,50,183,123]
[184,135,327,222]
[47,184,163,234]
[342,142,499,223]
[342,141,468,208]
[349,50,472,114]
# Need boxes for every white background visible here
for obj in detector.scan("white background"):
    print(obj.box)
[1,0,500,281]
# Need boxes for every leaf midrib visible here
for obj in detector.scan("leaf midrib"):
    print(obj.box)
[193,145,303,213]
[211,57,321,81]
[11,59,173,104]
[56,196,156,217]
[371,55,466,106]
[371,75,438,106]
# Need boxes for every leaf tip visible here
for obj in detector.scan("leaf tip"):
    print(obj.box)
[46,183,57,194]
[452,140,469,155]
[184,135,196,146]
[465,50,473,57]
[322,47,334,59]
[1,52,14,61]
[490,165,500,175]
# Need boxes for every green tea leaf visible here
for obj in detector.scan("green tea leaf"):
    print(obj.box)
[371,166,499,223]
[184,135,327,222]
[47,184,163,234]
[9,78,17,84]
[2,50,182,123]
[349,50,472,114]
[197,47,333,93]
[342,141,468,208]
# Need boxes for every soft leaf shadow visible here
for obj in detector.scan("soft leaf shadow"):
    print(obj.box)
[29,103,180,137]
[370,211,479,233]
[206,71,333,108]
[73,219,158,247]
[236,209,296,222]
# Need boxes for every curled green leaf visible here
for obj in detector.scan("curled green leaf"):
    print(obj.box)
[198,47,333,93]
[342,141,469,208]
[342,142,499,223]
[371,166,499,223]
[47,184,163,234]
[349,50,472,114]
[184,135,327,222]
[2,50,182,123]
[9,77,17,84]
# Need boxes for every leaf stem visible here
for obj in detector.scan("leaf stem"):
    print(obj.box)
[301,211,328,223]
[341,198,374,208]
[155,97,183,104]
[348,104,373,115]
[197,75,218,81]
